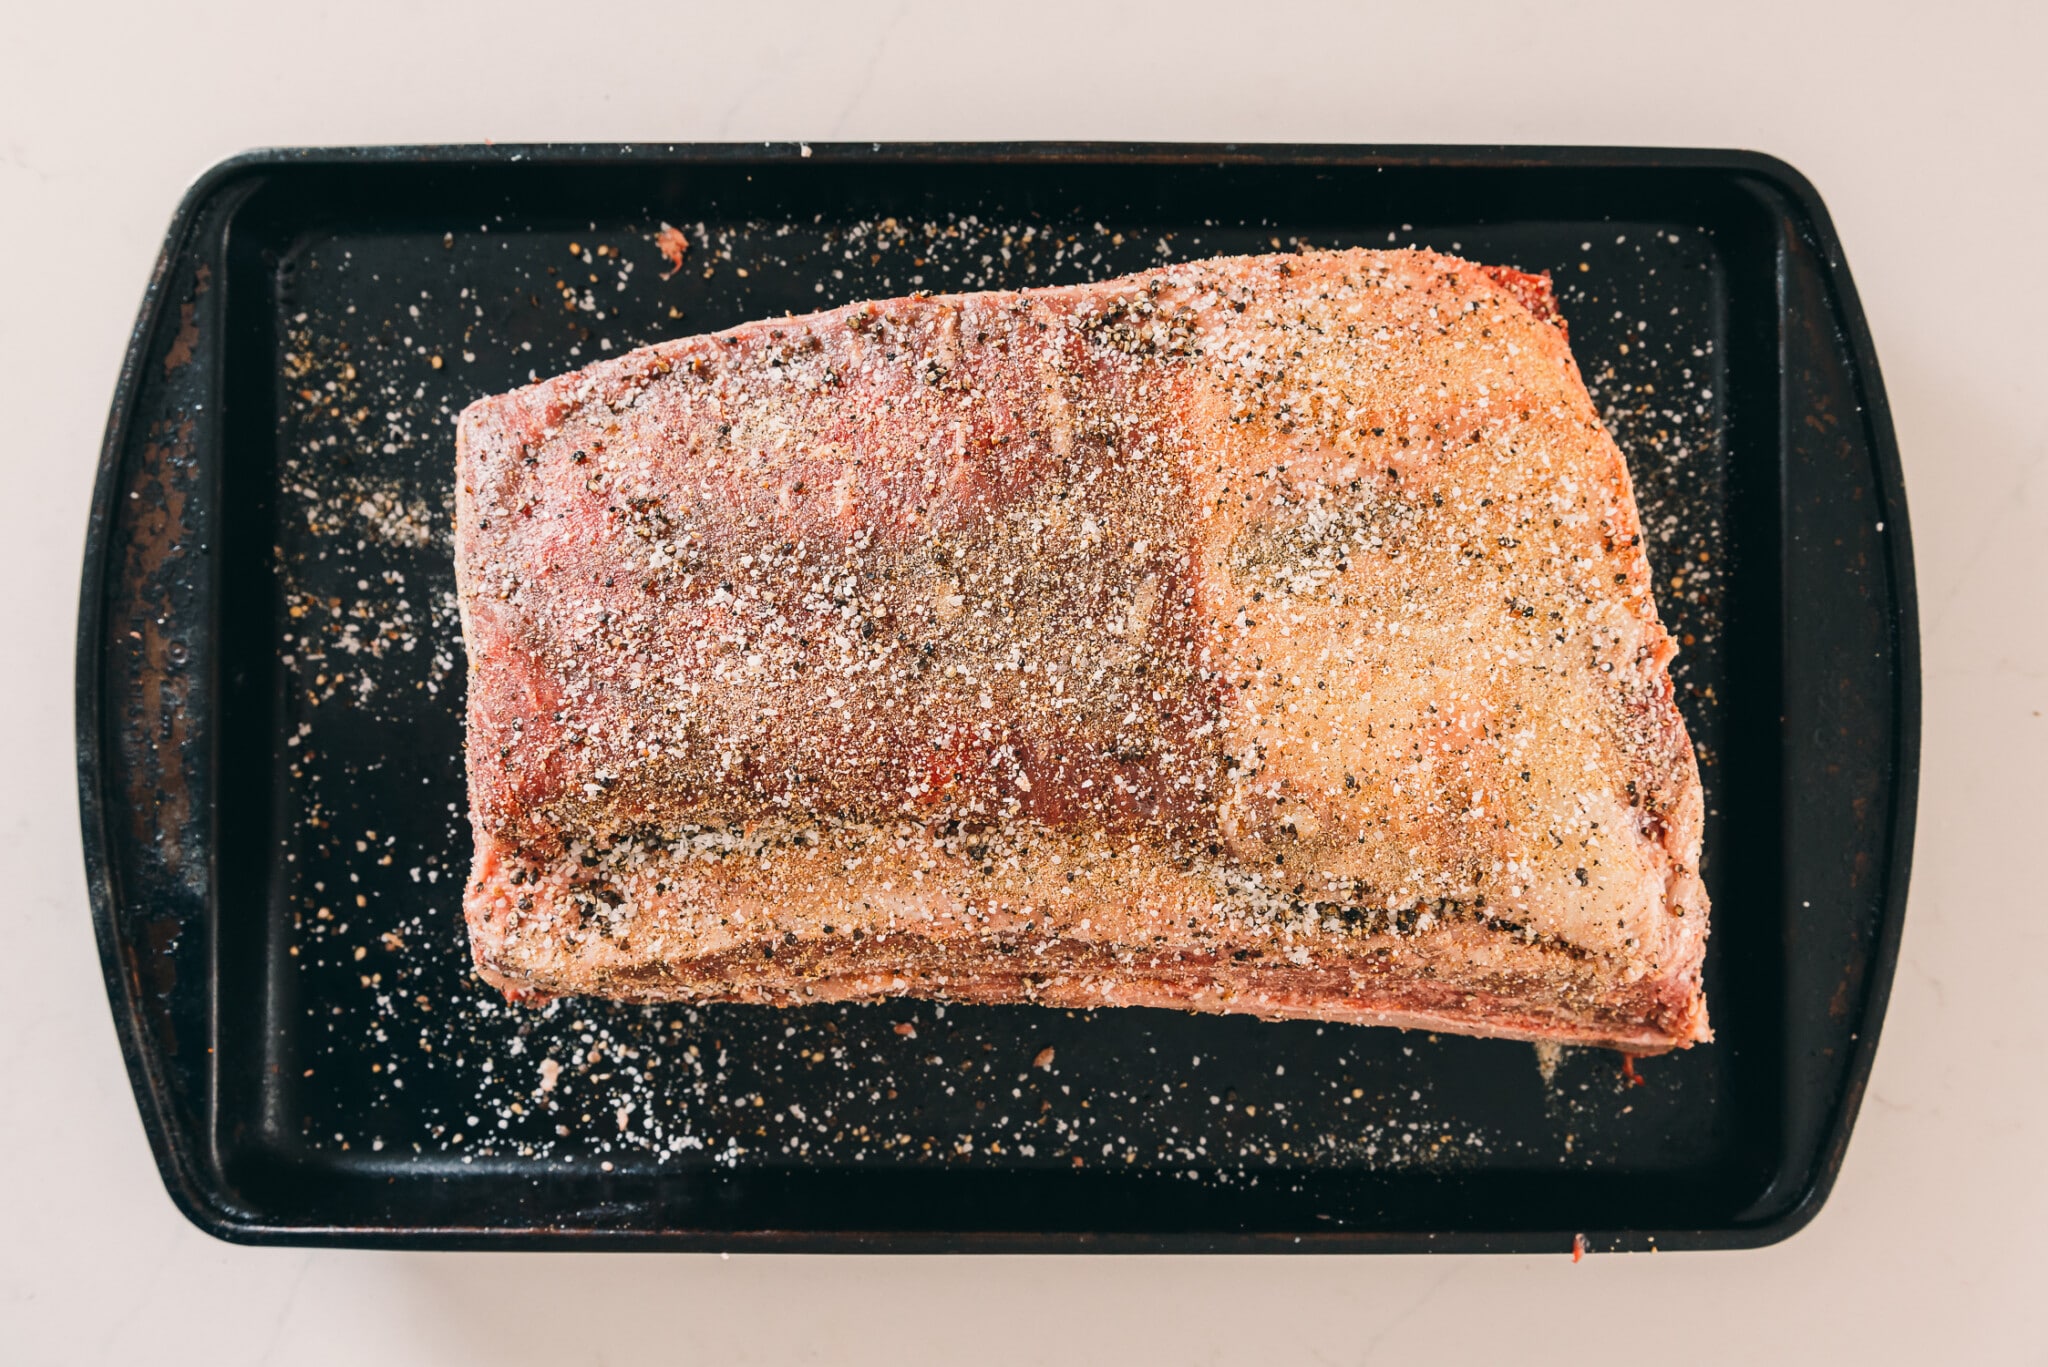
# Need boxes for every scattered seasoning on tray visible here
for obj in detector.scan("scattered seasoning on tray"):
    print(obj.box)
[265,212,1724,1179]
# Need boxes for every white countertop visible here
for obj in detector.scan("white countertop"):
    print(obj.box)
[5,3,2044,1361]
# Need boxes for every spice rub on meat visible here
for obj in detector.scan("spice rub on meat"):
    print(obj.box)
[455,248,1711,1053]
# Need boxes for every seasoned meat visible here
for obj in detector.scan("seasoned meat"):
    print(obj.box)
[455,247,1710,1052]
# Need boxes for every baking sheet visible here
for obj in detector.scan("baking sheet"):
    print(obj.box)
[77,145,1916,1249]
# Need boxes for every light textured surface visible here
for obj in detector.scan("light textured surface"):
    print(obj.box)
[2,2,2042,1362]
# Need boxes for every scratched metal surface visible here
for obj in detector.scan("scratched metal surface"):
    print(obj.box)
[79,148,1913,1248]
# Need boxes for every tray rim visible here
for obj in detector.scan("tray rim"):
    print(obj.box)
[76,140,1920,1253]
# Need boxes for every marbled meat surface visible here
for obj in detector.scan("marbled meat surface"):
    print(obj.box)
[454,248,1710,1052]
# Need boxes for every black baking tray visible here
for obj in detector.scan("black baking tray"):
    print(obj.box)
[77,144,1917,1251]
